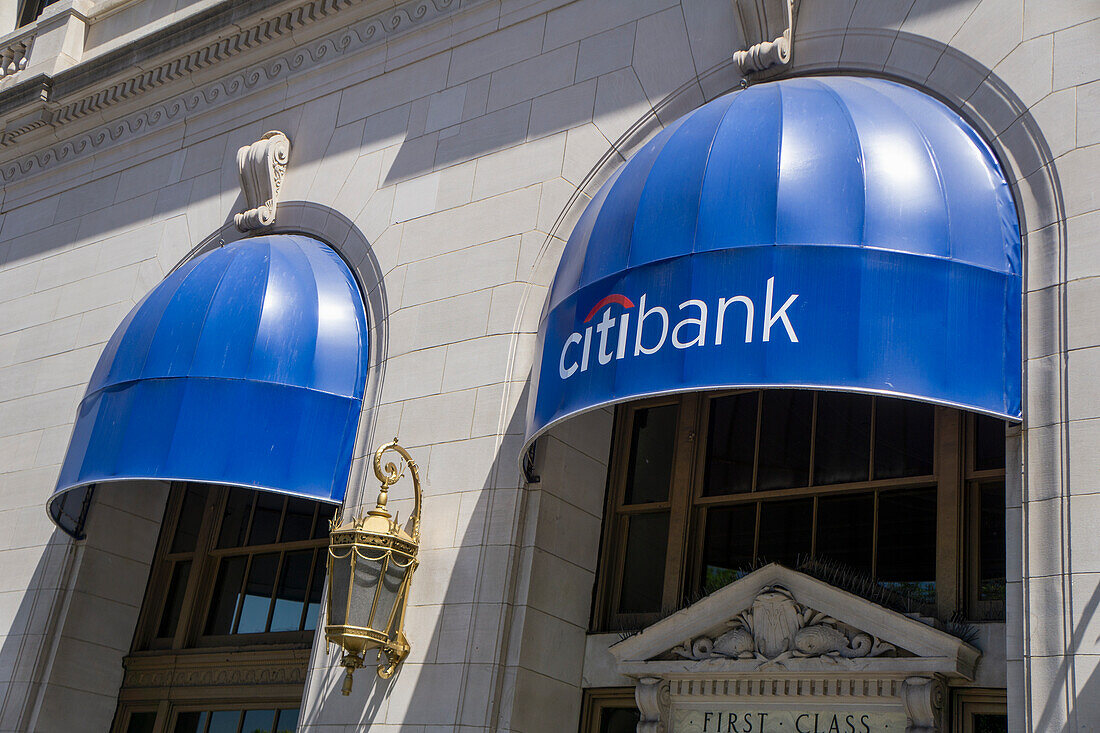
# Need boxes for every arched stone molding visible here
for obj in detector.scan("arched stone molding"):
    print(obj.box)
[514,16,1069,733]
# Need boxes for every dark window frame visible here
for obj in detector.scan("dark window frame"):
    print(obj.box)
[579,688,639,733]
[112,484,331,733]
[593,389,1006,632]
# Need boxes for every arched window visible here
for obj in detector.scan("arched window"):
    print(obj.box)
[593,390,1005,631]
[112,483,329,733]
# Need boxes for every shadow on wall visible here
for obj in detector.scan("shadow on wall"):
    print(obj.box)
[0,532,74,731]
[1048,582,1100,732]
[0,479,167,732]
[303,386,539,730]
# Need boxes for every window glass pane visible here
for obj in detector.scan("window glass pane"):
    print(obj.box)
[973,713,1008,733]
[756,390,813,491]
[873,398,934,479]
[813,392,871,485]
[979,481,1006,603]
[304,550,325,630]
[281,498,316,542]
[240,709,275,733]
[701,504,757,593]
[274,709,299,733]
[173,712,208,733]
[618,512,669,614]
[126,711,158,733]
[218,489,253,549]
[703,392,758,496]
[248,494,284,546]
[757,498,812,566]
[207,710,242,733]
[974,414,1006,471]
[876,488,936,605]
[600,707,641,733]
[171,485,208,553]
[157,560,191,639]
[270,551,312,632]
[623,405,678,504]
[237,553,279,633]
[815,493,874,574]
[205,556,247,635]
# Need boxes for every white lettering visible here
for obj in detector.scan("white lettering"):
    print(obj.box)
[580,326,593,371]
[716,295,754,344]
[559,332,582,379]
[616,314,630,359]
[763,276,799,342]
[672,299,708,348]
[634,294,668,356]
[596,308,616,365]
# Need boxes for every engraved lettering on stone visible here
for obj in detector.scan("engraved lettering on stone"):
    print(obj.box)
[673,585,894,663]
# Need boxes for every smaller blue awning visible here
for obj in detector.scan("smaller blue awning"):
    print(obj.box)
[49,234,369,537]
[526,76,1022,446]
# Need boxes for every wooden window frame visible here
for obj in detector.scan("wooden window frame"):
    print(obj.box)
[952,688,1007,733]
[593,390,1005,632]
[113,699,304,733]
[579,688,639,733]
[964,414,1008,621]
[113,483,329,733]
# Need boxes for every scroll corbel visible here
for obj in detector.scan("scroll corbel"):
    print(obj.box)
[902,676,945,733]
[635,677,670,733]
[235,130,290,231]
[733,0,797,75]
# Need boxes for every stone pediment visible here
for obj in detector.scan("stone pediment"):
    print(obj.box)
[611,564,981,733]
[611,563,979,680]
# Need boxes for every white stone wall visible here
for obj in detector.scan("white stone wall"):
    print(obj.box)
[0,0,1094,731]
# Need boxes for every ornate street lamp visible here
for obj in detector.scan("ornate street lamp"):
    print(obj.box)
[325,439,421,693]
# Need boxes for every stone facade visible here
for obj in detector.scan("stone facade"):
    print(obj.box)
[0,0,1094,731]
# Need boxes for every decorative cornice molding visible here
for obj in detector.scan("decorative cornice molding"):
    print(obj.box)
[235,130,290,231]
[0,0,459,182]
[122,649,311,690]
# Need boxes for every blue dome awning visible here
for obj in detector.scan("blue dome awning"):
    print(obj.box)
[527,76,1021,444]
[49,234,369,537]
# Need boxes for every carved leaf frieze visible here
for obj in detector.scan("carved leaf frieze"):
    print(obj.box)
[0,0,460,181]
[671,584,895,667]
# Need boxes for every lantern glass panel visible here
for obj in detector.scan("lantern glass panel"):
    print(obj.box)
[328,548,351,627]
[379,556,407,636]
[350,552,383,628]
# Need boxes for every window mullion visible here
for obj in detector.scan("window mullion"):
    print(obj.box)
[132,483,186,651]
[662,394,700,613]
[174,485,229,649]
[934,407,964,619]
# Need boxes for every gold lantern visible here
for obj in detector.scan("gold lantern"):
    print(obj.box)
[325,439,421,693]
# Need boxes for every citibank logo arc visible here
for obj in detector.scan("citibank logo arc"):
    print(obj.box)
[558,277,800,380]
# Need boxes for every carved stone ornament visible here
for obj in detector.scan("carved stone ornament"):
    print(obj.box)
[672,584,895,665]
[902,676,946,733]
[635,677,671,733]
[732,0,797,75]
[610,564,981,733]
[235,130,290,231]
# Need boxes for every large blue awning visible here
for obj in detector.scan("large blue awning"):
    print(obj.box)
[49,234,369,537]
[527,76,1021,444]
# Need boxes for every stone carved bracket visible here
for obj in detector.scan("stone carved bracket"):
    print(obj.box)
[733,0,797,75]
[901,676,945,733]
[635,677,671,733]
[234,130,290,231]
[672,584,895,668]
